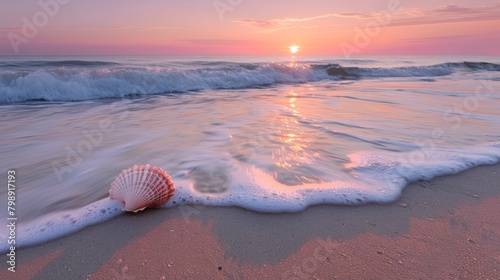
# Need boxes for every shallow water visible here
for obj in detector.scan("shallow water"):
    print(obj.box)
[1,55,500,249]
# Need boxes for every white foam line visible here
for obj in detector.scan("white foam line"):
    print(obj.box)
[0,198,122,253]
[2,143,499,252]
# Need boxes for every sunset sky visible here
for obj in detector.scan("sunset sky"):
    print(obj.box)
[1,0,499,55]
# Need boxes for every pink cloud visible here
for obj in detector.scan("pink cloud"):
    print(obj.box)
[390,3,500,27]
[234,3,500,31]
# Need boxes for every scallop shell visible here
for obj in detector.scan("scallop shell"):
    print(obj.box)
[109,164,175,212]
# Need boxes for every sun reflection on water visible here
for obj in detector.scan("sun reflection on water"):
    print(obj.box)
[270,90,322,185]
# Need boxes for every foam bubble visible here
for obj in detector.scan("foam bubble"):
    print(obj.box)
[1,142,499,252]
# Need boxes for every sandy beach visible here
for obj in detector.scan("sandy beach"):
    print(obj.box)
[1,163,498,279]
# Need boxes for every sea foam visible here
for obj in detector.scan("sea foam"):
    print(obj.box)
[1,142,499,252]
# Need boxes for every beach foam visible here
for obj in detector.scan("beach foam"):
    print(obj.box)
[1,142,499,252]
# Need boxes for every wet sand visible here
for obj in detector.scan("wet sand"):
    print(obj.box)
[2,164,500,279]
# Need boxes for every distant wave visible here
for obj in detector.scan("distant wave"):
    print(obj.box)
[0,60,121,68]
[444,61,500,71]
[320,61,500,79]
[0,61,498,103]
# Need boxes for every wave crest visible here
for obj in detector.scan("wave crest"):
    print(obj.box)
[0,61,498,103]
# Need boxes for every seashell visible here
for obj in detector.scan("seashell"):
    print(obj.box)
[109,164,175,212]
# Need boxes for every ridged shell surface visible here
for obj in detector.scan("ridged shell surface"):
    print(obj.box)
[109,164,175,212]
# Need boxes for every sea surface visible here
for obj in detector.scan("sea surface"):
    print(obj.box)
[1,55,500,250]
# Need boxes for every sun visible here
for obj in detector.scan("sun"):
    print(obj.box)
[290,45,299,54]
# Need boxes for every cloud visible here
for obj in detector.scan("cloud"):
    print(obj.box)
[433,4,475,14]
[391,3,500,27]
[334,12,374,19]
[401,31,500,46]
[402,34,483,42]
[100,26,184,32]
[57,25,184,32]
[181,39,262,46]
[233,13,375,32]
[235,19,281,29]
[234,3,500,32]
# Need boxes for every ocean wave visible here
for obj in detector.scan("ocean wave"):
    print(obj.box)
[0,60,121,69]
[0,61,498,103]
[321,61,500,79]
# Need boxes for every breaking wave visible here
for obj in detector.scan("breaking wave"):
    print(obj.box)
[0,60,498,103]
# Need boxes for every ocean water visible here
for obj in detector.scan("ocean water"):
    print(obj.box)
[1,55,500,250]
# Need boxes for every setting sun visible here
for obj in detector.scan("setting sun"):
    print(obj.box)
[290,45,299,54]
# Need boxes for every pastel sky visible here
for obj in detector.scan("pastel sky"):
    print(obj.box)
[1,0,499,55]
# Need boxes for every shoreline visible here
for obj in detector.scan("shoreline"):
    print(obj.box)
[2,163,500,279]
